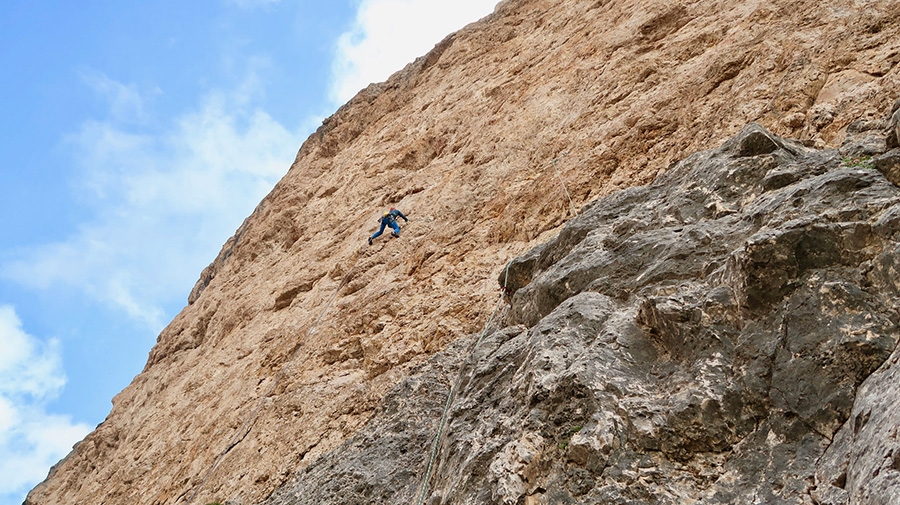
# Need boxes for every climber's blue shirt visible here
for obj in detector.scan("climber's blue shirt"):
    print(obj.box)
[381,209,408,225]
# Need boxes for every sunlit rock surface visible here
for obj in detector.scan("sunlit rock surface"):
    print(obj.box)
[263,123,900,505]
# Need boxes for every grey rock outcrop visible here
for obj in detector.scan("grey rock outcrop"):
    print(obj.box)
[888,98,900,149]
[262,123,900,505]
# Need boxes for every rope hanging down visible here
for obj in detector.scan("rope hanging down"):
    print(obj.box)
[183,247,367,505]
[414,264,511,505]
[415,150,580,503]
[550,151,578,217]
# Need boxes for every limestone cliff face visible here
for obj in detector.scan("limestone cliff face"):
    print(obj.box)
[26,0,900,504]
[263,122,900,505]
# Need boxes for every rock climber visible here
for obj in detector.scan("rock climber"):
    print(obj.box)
[368,207,409,245]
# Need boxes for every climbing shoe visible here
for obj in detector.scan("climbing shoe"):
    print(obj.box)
[368,237,373,246]
[391,232,399,238]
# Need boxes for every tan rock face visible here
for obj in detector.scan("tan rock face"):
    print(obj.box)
[27,0,900,504]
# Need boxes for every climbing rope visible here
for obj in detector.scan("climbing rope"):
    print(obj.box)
[414,150,580,502]
[550,150,579,217]
[183,247,367,504]
[414,264,511,505]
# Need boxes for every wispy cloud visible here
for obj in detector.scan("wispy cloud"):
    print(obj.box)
[0,305,91,503]
[79,69,156,124]
[330,0,498,104]
[2,73,299,330]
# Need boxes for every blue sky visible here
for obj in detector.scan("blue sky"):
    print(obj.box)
[0,1,497,503]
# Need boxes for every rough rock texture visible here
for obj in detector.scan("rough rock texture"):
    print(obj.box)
[265,123,900,505]
[26,0,900,504]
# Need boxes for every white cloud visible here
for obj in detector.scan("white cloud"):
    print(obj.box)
[0,305,91,503]
[2,75,299,331]
[79,69,153,124]
[330,0,498,104]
